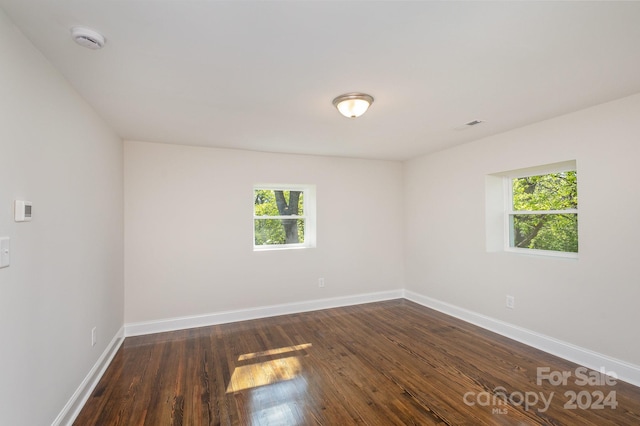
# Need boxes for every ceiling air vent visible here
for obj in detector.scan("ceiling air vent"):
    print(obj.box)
[465,119,484,126]
[71,27,105,50]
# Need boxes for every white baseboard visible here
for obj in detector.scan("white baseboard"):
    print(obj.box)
[52,326,125,426]
[125,289,404,337]
[404,290,640,388]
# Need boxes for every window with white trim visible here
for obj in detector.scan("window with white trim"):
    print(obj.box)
[253,185,316,250]
[486,161,578,257]
[506,166,578,255]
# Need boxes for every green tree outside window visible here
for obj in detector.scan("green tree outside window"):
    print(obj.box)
[254,189,305,246]
[510,171,578,253]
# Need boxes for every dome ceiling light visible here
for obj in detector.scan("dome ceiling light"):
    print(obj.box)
[332,93,374,118]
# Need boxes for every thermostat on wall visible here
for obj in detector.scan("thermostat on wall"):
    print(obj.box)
[15,200,32,222]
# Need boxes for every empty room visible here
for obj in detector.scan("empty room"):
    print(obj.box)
[1,1,640,425]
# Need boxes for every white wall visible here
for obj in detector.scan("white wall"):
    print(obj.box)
[125,141,404,323]
[0,10,124,426]
[405,93,640,367]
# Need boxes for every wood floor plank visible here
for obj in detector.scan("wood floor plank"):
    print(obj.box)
[74,300,640,425]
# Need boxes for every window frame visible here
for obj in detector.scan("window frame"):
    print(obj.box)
[502,163,578,258]
[252,184,316,251]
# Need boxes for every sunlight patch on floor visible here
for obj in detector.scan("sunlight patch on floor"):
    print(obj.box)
[227,343,312,393]
[238,343,312,361]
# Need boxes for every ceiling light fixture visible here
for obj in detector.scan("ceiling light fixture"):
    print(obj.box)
[332,93,374,118]
[71,27,106,50]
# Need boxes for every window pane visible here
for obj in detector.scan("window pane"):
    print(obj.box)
[254,190,304,216]
[512,171,577,211]
[511,214,578,252]
[254,219,305,246]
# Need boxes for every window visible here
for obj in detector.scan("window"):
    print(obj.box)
[507,166,578,255]
[253,185,316,250]
[485,161,578,258]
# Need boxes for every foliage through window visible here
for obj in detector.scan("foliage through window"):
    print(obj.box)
[508,170,578,253]
[254,186,315,249]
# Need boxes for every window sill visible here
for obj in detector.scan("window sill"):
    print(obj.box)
[253,244,314,252]
[504,247,578,260]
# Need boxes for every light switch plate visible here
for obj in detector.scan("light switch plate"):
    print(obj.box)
[0,237,10,268]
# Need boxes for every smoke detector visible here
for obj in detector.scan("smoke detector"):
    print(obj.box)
[71,27,105,50]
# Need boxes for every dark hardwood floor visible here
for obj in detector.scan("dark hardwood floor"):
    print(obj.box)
[74,299,640,425]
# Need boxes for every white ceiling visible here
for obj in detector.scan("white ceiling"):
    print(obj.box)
[2,1,640,161]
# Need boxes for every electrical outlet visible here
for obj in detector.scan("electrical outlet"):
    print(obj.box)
[318,278,325,288]
[91,327,97,346]
[506,295,515,309]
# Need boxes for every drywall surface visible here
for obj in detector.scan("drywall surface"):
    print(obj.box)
[0,9,124,425]
[125,141,404,323]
